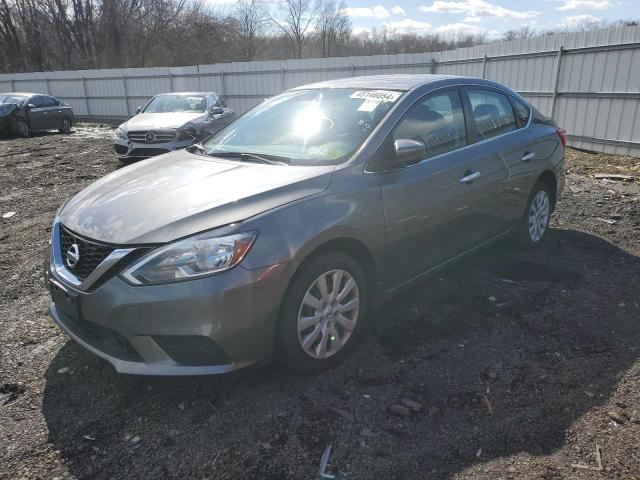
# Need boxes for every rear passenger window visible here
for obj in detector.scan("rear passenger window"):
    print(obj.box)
[41,96,58,107]
[467,89,516,140]
[510,96,530,127]
[392,90,467,160]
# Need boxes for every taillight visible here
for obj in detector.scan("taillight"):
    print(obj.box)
[557,127,568,148]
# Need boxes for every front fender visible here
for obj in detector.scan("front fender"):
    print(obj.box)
[240,164,386,286]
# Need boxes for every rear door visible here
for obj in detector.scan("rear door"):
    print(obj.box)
[41,96,62,129]
[462,87,538,228]
[375,88,484,287]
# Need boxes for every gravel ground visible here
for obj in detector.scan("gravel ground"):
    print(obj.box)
[1,125,640,480]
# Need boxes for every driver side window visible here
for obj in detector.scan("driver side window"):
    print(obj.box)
[392,90,467,161]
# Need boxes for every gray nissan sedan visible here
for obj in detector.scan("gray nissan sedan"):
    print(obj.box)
[46,74,565,375]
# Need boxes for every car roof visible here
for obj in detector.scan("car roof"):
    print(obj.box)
[292,74,474,92]
[0,92,39,97]
[154,92,213,96]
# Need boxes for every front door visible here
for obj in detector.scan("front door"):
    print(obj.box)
[26,96,48,131]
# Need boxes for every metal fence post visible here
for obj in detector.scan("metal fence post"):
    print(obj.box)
[430,58,437,74]
[10,78,15,91]
[197,65,203,90]
[551,46,564,119]
[169,72,175,92]
[45,77,51,95]
[122,75,130,116]
[82,76,91,117]
[280,68,285,90]
[350,65,355,77]
[482,54,488,79]
[220,70,226,97]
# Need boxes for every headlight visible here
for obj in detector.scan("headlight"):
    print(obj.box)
[177,127,197,141]
[115,127,128,140]
[120,230,257,285]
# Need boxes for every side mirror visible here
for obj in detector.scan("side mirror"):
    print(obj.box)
[26,103,36,110]
[394,139,426,165]
[210,106,224,115]
[135,106,142,114]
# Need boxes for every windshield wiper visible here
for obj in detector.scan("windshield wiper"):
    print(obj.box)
[210,151,290,165]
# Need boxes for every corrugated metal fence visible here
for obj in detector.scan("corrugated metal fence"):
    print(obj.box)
[1,26,640,157]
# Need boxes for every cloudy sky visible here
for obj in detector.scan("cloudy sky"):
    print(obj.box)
[343,0,638,37]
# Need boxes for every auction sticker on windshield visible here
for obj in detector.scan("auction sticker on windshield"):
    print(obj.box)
[351,90,402,112]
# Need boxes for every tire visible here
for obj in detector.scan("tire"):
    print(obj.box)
[277,252,369,374]
[59,117,72,134]
[12,119,29,138]
[512,180,553,249]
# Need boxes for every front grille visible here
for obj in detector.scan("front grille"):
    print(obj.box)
[152,336,231,366]
[59,226,115,280]
[127,130,176,144]
[65,315,142,362]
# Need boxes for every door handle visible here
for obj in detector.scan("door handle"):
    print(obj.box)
[459,171,481,184]
[522,151,536,161]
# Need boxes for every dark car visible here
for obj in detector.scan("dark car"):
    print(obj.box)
[46,75,565,376]
[0,92,75,137]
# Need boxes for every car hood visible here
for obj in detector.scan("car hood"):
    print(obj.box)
[59,150,335,244]
[124,112,206,130]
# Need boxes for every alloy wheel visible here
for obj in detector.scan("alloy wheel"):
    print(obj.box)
[297,269,360,360]
[528,190,550,242]
[62,119,71,133]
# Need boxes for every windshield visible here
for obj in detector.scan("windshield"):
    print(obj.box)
[203,88,402,166]
[0,94,27,105]
[143,94,206,113]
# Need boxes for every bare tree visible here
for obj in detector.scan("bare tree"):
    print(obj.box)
[502,25,535,41]
[1,0,636,75]
[43,0,98,68]
[234,0,269,61]
[0,0,25,71]
[314,0,349,57]
[271,0,316,59]
[14,0,48,70]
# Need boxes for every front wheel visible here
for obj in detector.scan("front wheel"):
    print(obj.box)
[277,252,369,374]
[13,119,29,137]
[59,117,72,134]
[512,180,552,249]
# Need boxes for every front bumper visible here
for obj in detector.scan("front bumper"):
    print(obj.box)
[46,253,290,375]
[113,137,194,160]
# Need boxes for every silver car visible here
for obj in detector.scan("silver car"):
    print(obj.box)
[46,75,565,375]
[113,91,235,161]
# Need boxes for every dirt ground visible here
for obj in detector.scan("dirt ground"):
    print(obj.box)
[1,125,640,480]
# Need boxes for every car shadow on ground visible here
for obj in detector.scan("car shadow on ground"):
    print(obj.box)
[41,229,640,479]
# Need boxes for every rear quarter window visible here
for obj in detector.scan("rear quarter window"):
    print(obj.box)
[510,96,531,127]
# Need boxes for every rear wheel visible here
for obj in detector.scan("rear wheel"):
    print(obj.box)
[59,117,72,134]
[277,252,369,374]
[13,120,29,137]
[512,180,552,249]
